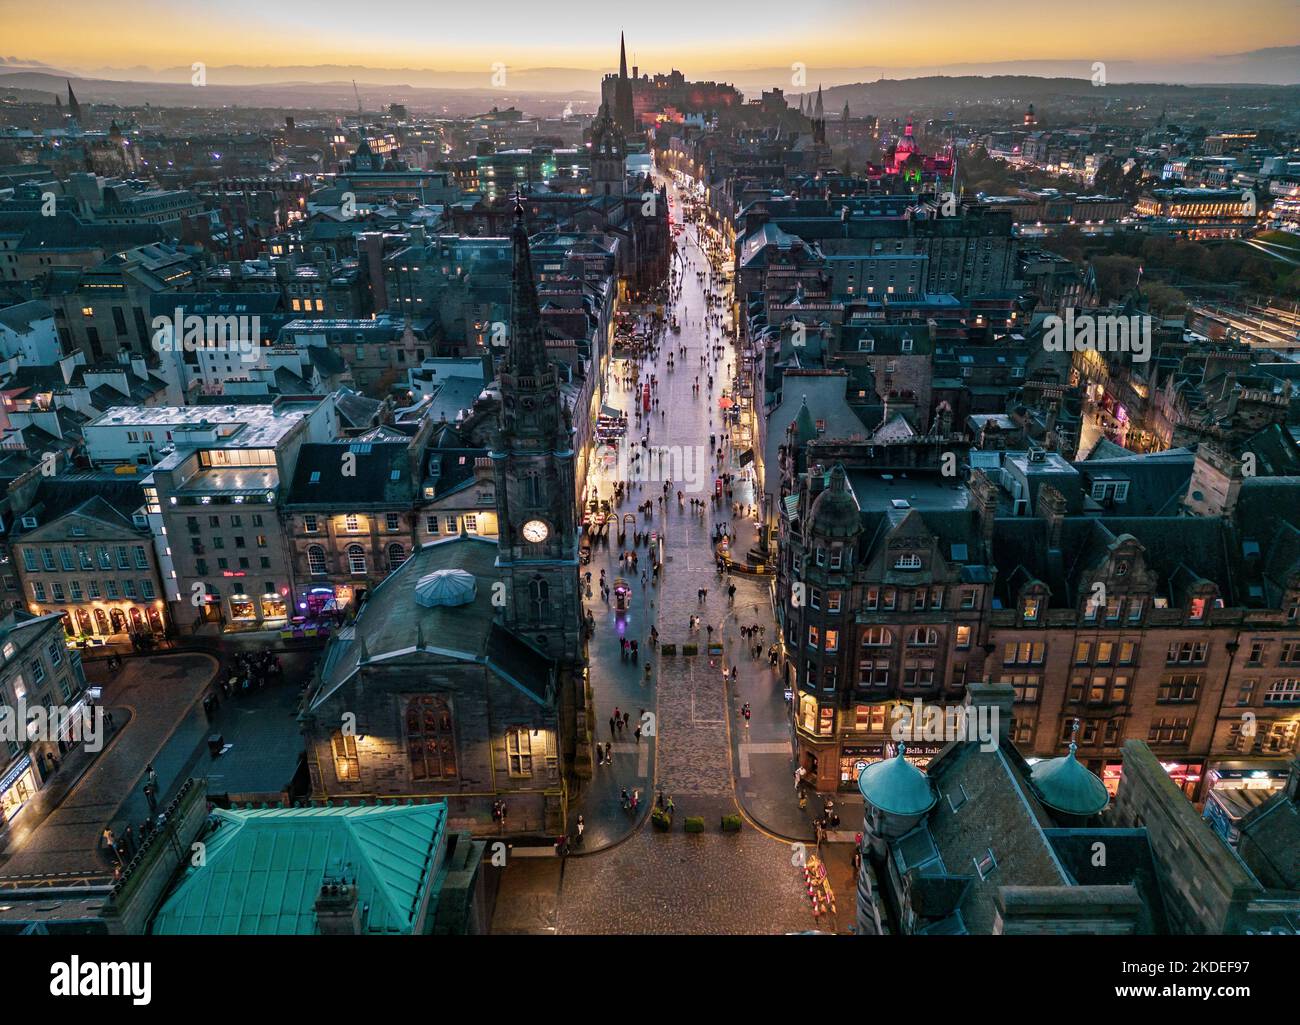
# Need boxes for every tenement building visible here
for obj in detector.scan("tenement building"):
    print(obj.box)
[777,431,1300,804]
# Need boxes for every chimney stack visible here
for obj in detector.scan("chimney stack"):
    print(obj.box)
[315,876,363,935]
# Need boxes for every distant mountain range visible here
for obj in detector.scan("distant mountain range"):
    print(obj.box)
[722,48,1300,93]
[0,45,1296,115]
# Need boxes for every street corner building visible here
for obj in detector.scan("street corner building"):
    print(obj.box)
[298,201,590,838]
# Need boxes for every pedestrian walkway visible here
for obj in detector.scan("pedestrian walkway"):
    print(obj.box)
[0,653,217,878]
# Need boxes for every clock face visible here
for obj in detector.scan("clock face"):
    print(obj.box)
[522,519,549,544]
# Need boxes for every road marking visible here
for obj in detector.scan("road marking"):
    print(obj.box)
[738,741,793,778]
[612,741,649,777]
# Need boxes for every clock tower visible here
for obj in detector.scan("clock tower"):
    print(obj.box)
[491,195,582,664]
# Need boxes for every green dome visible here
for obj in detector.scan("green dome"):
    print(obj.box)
[1031,745,1109,817]
[808,465,861,538]
[858,745,936,816]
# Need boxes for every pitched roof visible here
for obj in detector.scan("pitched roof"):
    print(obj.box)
[151,802,447,935]
[311,535,554,708]
[285,441,413,506]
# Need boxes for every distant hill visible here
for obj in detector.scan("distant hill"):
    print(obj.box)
[813,75,1300,115]
[0,69,599,115]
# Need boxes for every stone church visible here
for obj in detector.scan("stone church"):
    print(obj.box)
[299,199,591,836]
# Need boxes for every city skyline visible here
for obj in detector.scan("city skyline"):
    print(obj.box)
[2,0,1299,88]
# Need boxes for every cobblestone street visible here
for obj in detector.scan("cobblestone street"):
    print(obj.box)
[557,828,815,934]
[559,170,825,932]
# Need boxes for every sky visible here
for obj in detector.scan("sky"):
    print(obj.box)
[2,0,1297,82]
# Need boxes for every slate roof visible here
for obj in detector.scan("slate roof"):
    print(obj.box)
[14,493,145,544]
[311,535,555,708]
[921,741,1070,935]
[285,441,413,507]
[151,802,447,935]
[1236,782,1300,891]
[0,300,53,334]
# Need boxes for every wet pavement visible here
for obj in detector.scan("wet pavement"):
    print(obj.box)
[554,169,837,931]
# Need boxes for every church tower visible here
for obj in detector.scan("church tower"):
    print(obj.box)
[492,195,582,664]
[590,102,627,196]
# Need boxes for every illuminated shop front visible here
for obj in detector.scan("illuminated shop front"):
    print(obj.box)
[260,593,288,624]
[0,755,37,825]
[839,740,947,790]
[1201,763,1293,845]
[229,593,258,624]
[299,584,355,618]
[40,602,167,641]
[1101,758,1203,800]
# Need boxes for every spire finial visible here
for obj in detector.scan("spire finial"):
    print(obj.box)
[1068,717,1080,755]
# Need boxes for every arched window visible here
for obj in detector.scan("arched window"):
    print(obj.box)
[307,544,327,576]
[331,731,359,782]
[861,627,894,647]
[406,696,456,780]
[908,627,938,647]
[346,544,367,575]
[530,576,549,622]
[525,472,542,507]
[387,542,406,570]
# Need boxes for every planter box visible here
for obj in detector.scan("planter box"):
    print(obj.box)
[720,814,743,833]
[684,816,705,833]
[682,643,699,657]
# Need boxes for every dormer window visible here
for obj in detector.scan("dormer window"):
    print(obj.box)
[1021,596,1040,622]
[1189,597,1206,621]
[894,553,922,570]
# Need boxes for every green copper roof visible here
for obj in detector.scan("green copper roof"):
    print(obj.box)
[1031,746,1110,818]
[858,747,936,817]
[151,802,447,935]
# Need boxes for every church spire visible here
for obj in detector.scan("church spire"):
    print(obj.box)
[613,32,636,134]
[66,80,81,122]
[507,192,547,380]
[814,84,824,119]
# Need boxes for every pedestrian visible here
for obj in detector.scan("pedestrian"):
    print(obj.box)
[576,815,585,843]
[102,826,116,856]
[605,741,613,763]
[609,715,617,737]
[622,711,630,729]
[634,724,642,744]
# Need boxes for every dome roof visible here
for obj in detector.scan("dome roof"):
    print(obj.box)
[1030,744,1109,817]
[858,745,936,816]
[414,568,477,608]
[808,465,861,537]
